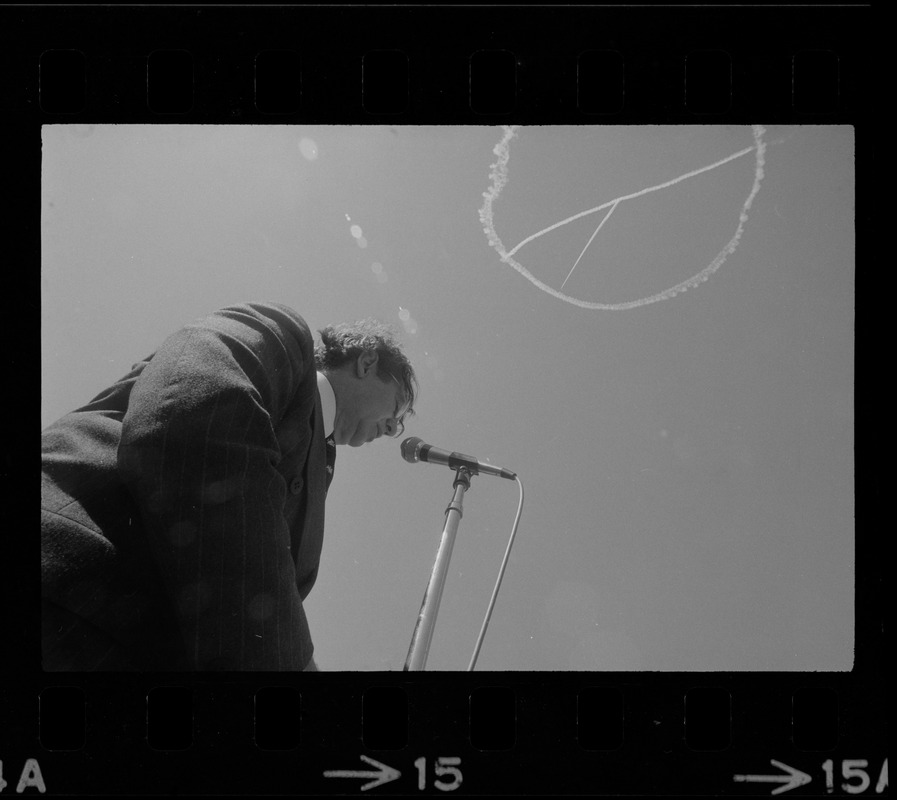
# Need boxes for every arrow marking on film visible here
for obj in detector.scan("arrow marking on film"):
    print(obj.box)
[733,759,812,795]
[324,755,401,791]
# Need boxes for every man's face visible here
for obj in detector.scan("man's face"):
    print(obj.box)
[332,352,408,447]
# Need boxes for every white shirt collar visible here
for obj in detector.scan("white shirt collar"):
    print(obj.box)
[316,371,336,438]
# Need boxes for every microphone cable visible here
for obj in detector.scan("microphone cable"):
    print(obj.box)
[467,474,525,671]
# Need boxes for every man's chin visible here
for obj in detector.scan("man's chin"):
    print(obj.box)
[341,429,374,446]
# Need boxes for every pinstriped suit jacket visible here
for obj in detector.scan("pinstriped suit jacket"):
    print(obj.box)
[41,302,327,671]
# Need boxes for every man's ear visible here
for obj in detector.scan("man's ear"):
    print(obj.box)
[356,350,379,377]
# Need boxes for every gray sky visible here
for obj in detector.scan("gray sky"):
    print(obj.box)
[41,124,854,671]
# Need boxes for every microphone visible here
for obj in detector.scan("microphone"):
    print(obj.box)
[401,437,517,480]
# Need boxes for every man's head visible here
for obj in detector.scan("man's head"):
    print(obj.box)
[314,319,417,447]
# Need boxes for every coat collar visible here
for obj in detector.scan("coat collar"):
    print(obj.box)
[294,386,327,600]
[316,371,336,439]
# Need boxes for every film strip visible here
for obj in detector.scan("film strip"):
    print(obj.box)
[8,4,880,797]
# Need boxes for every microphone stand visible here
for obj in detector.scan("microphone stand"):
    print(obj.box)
[404,467,473,671]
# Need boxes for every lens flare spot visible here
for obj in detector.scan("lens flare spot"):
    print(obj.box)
[350,224,363,239]
[398,307,410,322]
[298,137,318,161]
[371,261,383,275]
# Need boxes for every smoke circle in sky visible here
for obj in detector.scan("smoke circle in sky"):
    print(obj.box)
[479,125,767,310]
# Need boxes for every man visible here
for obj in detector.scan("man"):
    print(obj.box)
[41,302,416,671]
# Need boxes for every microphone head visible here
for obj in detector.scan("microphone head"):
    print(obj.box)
[400,436,424,464]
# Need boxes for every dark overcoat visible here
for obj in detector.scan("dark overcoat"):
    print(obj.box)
[41,302,327,670]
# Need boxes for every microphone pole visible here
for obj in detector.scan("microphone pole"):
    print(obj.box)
[403,466,473,671]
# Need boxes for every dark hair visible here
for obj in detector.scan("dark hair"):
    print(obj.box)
[314,319,418,436]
